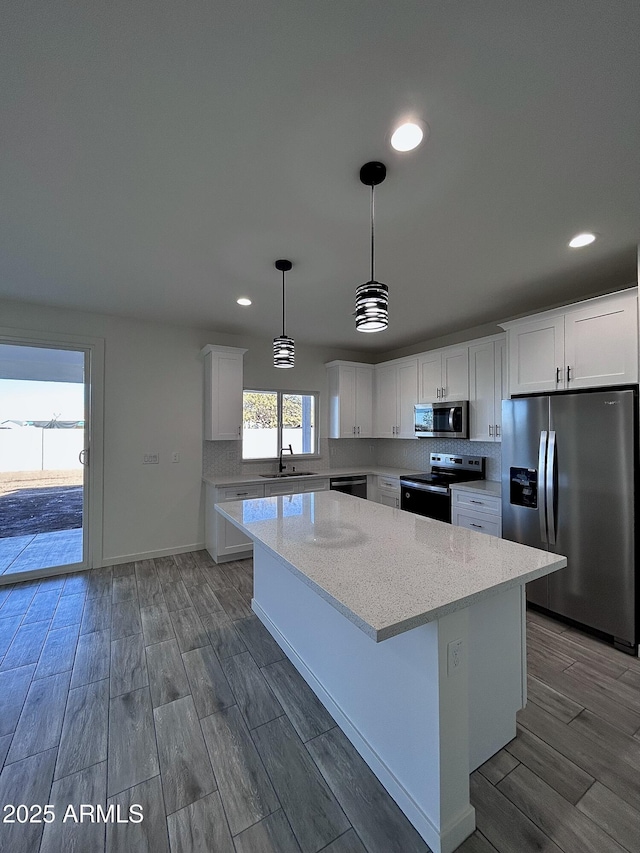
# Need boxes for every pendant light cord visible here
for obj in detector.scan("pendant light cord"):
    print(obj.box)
[370,185,375,282]
[282,268,286,337]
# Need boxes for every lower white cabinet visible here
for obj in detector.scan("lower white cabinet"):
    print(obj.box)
[207,478,330,562]
[376,475,400,509]
[451,486,502,537]
[265,477,329,497]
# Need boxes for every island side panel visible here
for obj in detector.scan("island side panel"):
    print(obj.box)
[252,542,476,853]
[467,583,525,770]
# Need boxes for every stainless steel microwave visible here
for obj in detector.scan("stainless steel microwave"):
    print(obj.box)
[414,401,468,438]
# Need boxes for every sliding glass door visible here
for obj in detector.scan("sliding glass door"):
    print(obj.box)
[0,343,90,578]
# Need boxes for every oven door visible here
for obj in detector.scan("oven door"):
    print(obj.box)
[400,485,451,522]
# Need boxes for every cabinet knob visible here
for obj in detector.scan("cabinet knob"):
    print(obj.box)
[470,523,483,528]
[436,387,440,399]
[566,365,572,383]
[495,424,501,437]
[489,424,493,437]
[556,367,561,384]
[441,387,446,398]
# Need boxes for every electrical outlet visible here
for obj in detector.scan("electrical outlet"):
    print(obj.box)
[143,453,159,464]
[171,452,180,463]
[447,638,464,675]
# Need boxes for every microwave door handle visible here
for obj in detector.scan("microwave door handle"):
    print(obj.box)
[538,430,548,544]
[449,407,455,431]
[546,431,557,545]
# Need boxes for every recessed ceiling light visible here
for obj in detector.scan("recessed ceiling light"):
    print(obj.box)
[568,232,597,248]
[237,297,252,306]
[390,121,424,152]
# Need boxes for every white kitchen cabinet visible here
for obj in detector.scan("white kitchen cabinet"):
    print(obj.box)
[201,345,247,441]
[418,346,469,402]
[468,336,507,442]
[451,485,502,537]
[502,288,638,396]
[374,359,418,438]
[206,482,264,562]
[376,475,400,508]
[326,361,374,438]
[265,477,329,497]
[299,477,329,493]
[563,293,638,388]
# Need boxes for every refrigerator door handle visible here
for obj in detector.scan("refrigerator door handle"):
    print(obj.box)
[538,430,548,544]
[546,430,557,545]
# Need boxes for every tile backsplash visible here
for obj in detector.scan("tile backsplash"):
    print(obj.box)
[204,437,501,481]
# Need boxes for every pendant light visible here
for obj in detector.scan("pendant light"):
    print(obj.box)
[355,161,388,333]
[273,259,295,368]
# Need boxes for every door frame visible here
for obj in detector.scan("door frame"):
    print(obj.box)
[0,326,104,578]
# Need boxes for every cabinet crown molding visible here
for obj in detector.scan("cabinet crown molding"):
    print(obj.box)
[200,344,248,358]
[324,360,374,369]
[498,285,637,331]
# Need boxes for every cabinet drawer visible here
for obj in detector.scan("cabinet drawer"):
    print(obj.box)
[454,511,501,537]
[265,482,297,497]
[378,490,400,508]
[219,484,264,501]
[378,476,400,492]
[452,490,501,516]
[299,478,329,492]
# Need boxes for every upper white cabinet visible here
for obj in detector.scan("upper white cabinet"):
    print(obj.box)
[201,345,247,441]
[468,336,507,442]
[418,346,469,402]
[501,288,638,396]
[326,361,374,438]
[374,358,418,438]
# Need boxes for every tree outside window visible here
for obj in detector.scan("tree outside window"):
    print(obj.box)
[242,390,316,459]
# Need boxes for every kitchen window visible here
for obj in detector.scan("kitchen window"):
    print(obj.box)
[242,390,318,460]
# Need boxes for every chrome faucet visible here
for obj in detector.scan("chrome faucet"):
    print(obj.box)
[279,444,293,473]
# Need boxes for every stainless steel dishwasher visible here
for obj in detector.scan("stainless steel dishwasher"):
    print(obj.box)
[329,475,368,500]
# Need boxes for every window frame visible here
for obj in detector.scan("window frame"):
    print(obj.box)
[241,388,320,461]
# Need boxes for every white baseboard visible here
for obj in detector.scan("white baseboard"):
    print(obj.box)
[98,542,206,567]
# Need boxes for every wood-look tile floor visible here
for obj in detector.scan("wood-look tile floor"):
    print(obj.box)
[0,552,639,853]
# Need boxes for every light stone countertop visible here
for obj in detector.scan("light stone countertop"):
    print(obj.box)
[215,490,565,642]
[204,466,416,488]
[450,480,502,498]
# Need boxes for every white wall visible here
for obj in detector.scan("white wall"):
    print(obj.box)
[0,297,364,564]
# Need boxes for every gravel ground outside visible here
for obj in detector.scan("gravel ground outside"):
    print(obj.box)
[0,470,83,537]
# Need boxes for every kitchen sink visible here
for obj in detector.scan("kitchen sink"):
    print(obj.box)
[259,471,317,478]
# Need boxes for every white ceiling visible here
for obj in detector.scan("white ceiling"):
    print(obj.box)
[1,1,639,354]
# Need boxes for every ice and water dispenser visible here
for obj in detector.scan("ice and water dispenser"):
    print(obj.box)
[509,468,538,508]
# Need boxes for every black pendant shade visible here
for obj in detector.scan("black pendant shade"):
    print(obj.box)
[355,161,389,333]
[273,259,295,368]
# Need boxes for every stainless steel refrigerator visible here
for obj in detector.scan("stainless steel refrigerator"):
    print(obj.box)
[502,387,638,654]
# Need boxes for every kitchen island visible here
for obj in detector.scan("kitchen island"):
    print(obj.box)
[216,491,566,853]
